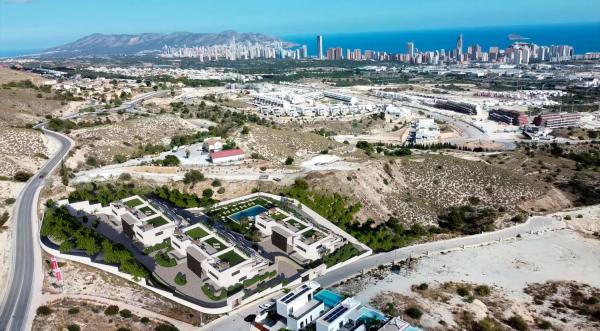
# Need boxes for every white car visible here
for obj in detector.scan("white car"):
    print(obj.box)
[259,301,275,311]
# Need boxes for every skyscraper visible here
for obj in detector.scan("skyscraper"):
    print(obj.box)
[456,33,463,58]
[317,35,323,59]
[406,42,415,57]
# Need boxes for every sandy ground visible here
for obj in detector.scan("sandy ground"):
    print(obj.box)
[336,227,600,330]
[0,181,24,296]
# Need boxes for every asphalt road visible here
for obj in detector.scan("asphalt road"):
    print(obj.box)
[315,216,564,288]
[0,128,72,330]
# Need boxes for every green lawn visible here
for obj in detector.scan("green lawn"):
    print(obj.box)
[124,198,143,208]
[146,216,169,228]
[204,237,226,251]
[217,250,246,267]
[270,212,287,221]
[287,219,307,231]
[186,227,209,239]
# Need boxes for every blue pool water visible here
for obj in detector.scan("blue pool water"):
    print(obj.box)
[228,205,267,223]
[358,307,387,322]
[314,289,344,308]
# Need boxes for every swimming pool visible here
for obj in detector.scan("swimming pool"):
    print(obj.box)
[228,205,268,223]
[314,289,344,308]
[358,307,387,322]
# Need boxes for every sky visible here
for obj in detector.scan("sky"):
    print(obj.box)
[1,0,599,51]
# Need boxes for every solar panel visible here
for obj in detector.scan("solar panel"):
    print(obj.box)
[283,285,311,304]
[324,305,348,322]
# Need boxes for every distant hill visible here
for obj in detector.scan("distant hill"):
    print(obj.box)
[41,30,293,57]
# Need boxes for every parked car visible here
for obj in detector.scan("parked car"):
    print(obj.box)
[259,301,275,310]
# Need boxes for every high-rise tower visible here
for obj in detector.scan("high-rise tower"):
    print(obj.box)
[317,35,323,59]
[456,33,463,58]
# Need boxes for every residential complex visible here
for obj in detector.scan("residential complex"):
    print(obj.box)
[489,108,529,126]
[408,118,440,144]
[533,112,581,128]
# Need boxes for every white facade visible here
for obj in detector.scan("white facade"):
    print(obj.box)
[316,298,363,331]
[276,282,321,318]
[408,118,440,144]
[202,138,224,152]
[114,196,176,247]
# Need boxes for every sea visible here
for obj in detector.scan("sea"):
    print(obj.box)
[283,22,600,56]
[2,22,599,58]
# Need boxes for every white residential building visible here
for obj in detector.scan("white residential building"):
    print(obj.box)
[254,208,343,262]
[316,298,364,331]
[276,282,324,331]
[112,196,176,247]
[408,118,440,144]
[178,224,269,289]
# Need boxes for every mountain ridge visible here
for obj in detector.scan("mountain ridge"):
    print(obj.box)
[42,30,294,57]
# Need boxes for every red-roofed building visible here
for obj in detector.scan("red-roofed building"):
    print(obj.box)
[209,149,245,164]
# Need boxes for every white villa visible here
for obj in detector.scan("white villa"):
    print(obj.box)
[254,207,343,262]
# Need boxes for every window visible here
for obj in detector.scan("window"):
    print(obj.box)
[232,270,240,276]
[172,241,180,249]
[155,231,164,236]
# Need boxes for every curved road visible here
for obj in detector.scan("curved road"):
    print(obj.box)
[0,128,72,330]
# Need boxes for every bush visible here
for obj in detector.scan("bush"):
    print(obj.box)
[0,211,9,227]
[217,187,225,194]
[474,285,491,296]
[36,305,53,315]
[86,156,98,167]
[564,215,572,220]
[4,197,16,205]
[119,309,133,318]
[417,283,429,290]
[183,170,205,185]
[285,156,294,165]
[155,323,179,331]
[141,317,150,324]
[13,171,33,182]
[507,314,528,331]
[68,307,80,314]
[202,188,213,199]
[538,320,552,329]
[67,324,81,331]
[473,318,498,331]
[118,173,132,181]
[211,179,221,187]
[174,272,187,286]
[456,285,470,297]
[104,305,119,315]
[404,306,423,319]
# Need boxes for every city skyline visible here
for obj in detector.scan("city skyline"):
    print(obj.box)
[1,0,599,51]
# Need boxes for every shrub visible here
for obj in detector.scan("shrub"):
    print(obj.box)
[404,306,423,319]
[155,323,179,331]
[0,211,9,227]
[36,305,52,315]
[564,215,572,220]
[538,320,552,329]
[4,197,16,205]
[183,170,205,185]
[118,173,132,181]
[211,179,221,187]
[13,171,33,182]
[174,272,187,286]
[417,283,429,290]
[474,318,498,331]
[474,285,491,296]
[85,156,98,167]
[119,309,133,318]
[141,317,150,324]
[217,187,225,194]
[116,328,130,331]
[104,305,119,315]
[68,307,80,314]
[507,314,528,331]
[285,156,294,165]
[456,285,470,297]
[67,324,81,331]
[202,188,213,199]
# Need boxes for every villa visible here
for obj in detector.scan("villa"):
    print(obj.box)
[111,196,176,247]
[254,207,343,262]
[174,223,269,289]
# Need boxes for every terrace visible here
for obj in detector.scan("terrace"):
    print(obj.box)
[202,236,227,254]
[206,197,274,223]
[281,218,308,233]
[124,198,144,208]
[143,215,169,230]
[137,206,156,217]
[185,227,209,240]
[215,250,246,270]
[299,228,327,245]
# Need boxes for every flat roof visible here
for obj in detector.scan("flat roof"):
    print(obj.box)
[210,149,244,159]
[291,299,324,320]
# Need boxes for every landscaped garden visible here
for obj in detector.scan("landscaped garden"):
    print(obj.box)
[146,215,169,228]
[204,237,227,252]
[138,206,156,217]
[185,227,209,240]
[217,250,246,267]
[124,198,144,208]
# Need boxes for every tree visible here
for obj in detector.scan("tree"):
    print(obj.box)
[183,170,204,185]
[202,188,213,199]
[507,315,528,331]
[241,126,249,134]
[404,306,423,319]
[285,156,294,165]
[159,155,180,167]
[104,305,119,316]
[86,156,98,167]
